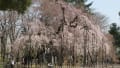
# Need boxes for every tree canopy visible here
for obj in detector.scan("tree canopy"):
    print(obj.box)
[0,0,31,13]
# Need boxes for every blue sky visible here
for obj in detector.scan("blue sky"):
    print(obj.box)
[89,0,120,25]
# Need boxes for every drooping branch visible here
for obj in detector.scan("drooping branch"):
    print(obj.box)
[56,4,66,34]
[69,16,78,28]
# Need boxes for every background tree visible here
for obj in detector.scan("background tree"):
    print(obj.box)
[0,0,31,13]
[64,0,93,13]
[109,23,120,60]
[109,23,120,47]
[92,12,109,32]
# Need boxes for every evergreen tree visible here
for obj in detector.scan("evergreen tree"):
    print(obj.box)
[0,0,31,13]
[109,23,120,47]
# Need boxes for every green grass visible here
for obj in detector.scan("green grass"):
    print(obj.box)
[0,64,3,68]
